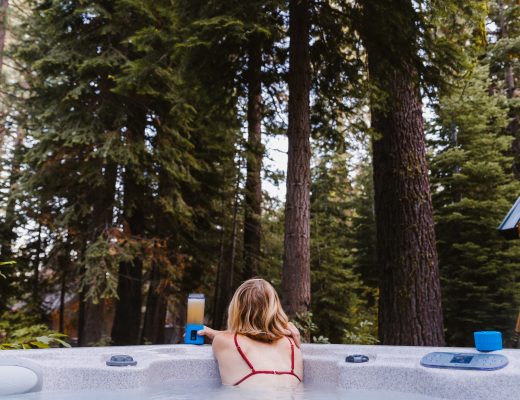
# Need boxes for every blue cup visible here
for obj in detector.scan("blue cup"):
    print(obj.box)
[474,331,502,352]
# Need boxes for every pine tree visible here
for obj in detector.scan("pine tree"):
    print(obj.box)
[351,155,378,310]
[310,147,367,343]
[489,0,519,175]
[242,1,285,280]
[431,65,520,346]
[9,0,213,344]
[356,0,445,345]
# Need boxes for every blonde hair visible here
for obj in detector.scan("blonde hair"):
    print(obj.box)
[227,278,289,342]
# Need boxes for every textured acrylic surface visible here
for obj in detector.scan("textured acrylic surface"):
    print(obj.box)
[1,344,519,400]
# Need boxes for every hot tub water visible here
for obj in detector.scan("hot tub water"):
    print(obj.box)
[5,381,447,400]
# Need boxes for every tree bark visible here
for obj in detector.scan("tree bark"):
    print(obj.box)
[82,301,105,345]
[78,286,85,345]
[78,162,117,346]
[0,127,23,314]
[32,222,42,308]
[111,214,144,346]
[0,0,8,73]
[282,0,312,317]
[212,214,227,329]
[213,173,241,329]
[141,261,168,344]
[243,35,263,280]
[0,0,8,150]
[169,299,186,344]
[362,1,445,346]
[57,245,71,334]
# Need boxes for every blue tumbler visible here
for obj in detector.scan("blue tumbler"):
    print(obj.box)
[474,331,502,352]
[184,293,205,345]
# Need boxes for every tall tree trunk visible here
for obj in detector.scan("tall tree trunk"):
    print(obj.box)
[78,285,86,345]
[282,0,312,317]
[79,74,119,346]
[111,199,145,346]
[169,300,186,344]
[141,260,168,344]
[58,247,68,334]
[0,128,23,314]
[78,162,117,346]
[32,221,42,308]
[82,301,106,345]
[213,169,241,329]
[111,112,147,346]
[141,131,179,343]
[243,36,263,280]
[0,0,9,150]
[362,0,444,346]
[0,0,8,73]
[212,218,226,327]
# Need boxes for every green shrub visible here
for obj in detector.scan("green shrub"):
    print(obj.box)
[291,311,331,344]
[0,312,70,350]
[343,320,379,345]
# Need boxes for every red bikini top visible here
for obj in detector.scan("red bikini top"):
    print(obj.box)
[233,333,302,386]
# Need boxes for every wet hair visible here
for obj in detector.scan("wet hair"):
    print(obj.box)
[227,278,289,342]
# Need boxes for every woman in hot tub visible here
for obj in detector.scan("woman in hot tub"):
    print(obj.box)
[198,278,303,388]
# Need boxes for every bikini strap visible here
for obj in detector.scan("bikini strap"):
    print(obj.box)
[286,336,295,371]
[234,333,255,371]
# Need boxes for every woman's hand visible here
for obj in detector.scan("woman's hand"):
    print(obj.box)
[283,322,301,348]
[197,326,221,344]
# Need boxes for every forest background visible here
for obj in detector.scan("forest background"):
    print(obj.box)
[0,0,519,349]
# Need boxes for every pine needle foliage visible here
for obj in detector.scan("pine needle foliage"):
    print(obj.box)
[430,65,520,346]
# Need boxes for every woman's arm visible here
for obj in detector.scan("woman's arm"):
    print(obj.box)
[197,322,301,348]
[197,326,221,343]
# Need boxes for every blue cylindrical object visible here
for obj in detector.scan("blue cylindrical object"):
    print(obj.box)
[474,331,502,352]
[184,323,204,345]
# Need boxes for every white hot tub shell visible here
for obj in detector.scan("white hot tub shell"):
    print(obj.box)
[0,344,518,399]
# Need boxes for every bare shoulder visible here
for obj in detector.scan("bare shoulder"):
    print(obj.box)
[212,331,234,351]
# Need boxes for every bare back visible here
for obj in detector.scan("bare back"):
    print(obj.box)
[212,332,303,388]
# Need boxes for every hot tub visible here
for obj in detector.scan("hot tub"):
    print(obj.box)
[0,344,518,399]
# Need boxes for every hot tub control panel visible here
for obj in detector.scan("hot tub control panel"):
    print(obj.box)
[420,352,508,371]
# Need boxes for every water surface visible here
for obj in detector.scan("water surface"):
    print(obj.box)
[8,381,447,400]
